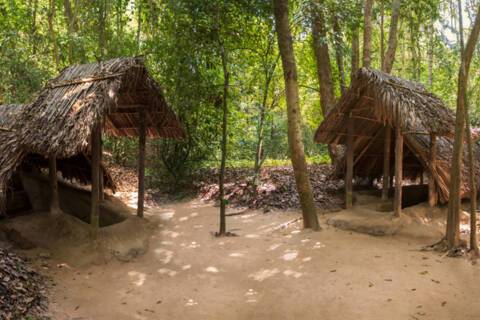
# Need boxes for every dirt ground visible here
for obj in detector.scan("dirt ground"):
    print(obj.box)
[8,198,480,320]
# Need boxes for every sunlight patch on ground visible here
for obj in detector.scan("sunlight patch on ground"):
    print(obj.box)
[301,239,311,243]
[268,243,282,251]
[245,234,260,239]
[179,216,189,222]
[160,240,174,245]
[185,299,198,307]
[161,230,181,238]
[182,264,192,270]
[245,289,258,303]
[205,266,219,273]
[249,268,280,281]
[281,250,298,261]
[128,271,146,286]
[313,241,326,249]
[154,248,173,264]
[193,224,204,229]
[190,212,199,217]
[229,252,244,257]
[158,211,175,221]
[283,269,303,278]
[158,268,177,277]
[302,257,312,262]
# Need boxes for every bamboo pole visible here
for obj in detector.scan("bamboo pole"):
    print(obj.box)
[394,125,403,217]
[428,133,438,207]
[345,115,354,209]
[90,122,101,238]
[49,156,60,214]
[137,109,147,218]
[382,126,391,200]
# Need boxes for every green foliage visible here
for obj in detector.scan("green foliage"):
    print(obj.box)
[1,0,478,185]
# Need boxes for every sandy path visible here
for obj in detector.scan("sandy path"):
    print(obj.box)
[45,199,480,320]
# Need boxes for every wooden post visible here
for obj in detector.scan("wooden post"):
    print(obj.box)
[382,126,391,200]
[345,115,354,209]
[49,156,60,214]
[428,133,438,207]
[99,138,104,201]
[137,109,147,217]
[90,122,101,238]
[394,125,403,217]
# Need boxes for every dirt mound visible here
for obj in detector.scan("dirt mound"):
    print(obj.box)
[0,248,49,320]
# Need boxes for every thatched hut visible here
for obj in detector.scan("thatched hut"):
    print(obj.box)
[315,68,479,215]
[0,57,184,233]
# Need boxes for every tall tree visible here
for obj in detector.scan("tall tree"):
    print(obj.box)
[382,0,401,73]
[362,0,374,67]
[446,2,480,250]
[457,0,479,256]
[274,0,320,230]
[311,0,338,163]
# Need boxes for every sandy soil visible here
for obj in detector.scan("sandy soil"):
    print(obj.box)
[15,199,480,320]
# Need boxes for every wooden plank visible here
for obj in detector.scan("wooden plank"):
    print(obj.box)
[49,156,60,214]
[382,126,392,200]
[345,116,354,209]
[394,125,403,217]
[90,121,101,238]
[428,133,438,207]
[137,109,147,218]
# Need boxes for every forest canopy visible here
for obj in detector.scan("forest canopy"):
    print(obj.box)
[0,0,478,186]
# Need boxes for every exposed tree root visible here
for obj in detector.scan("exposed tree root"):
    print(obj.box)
[213,231,238,237]
[422,238,468,257]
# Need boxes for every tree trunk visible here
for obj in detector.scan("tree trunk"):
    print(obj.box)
[311,0,338,164]
[48,0,59,68]
[446,2,480,249]
[362,0,374,68]
[456,0,479,254]
[63,0,76,63]
[394,124,403,217]
[274,0,320,230]
[98,0,107,59]
[218,42,229,236]
[428,134,438,207]
[254,55,279,183]
[351,27,360,81]
[90,122,101,239]
[49,156,60,215]
[382,0,401,73]
[136,0,142,54]
[332,14,346,96]
[382,126,391,200]
[380,0,384,68]
[428,20,434,88]
[137,109,146,218]
[345,117,354,208]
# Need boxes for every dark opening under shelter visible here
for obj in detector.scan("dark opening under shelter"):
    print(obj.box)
[315,68,480,216]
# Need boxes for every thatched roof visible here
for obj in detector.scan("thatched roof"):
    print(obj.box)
[315,68,455,145]
[16,57,184,158]
[0,105,115,197]
[314,68,479,203]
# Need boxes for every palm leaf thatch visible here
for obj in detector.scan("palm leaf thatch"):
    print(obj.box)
[0,105,115,197]
[315,68,479,203]
[16,57,184,158]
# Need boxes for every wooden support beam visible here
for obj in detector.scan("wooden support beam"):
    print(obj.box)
[345,116,354,209]
[382,126,391,200]
[354,129,383,165]
[90,122,101,238]
[99,124,104,201]
[428,133,438,207]
[49,156,60,214]
[137,109,147,218]
[394,125,403,217]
